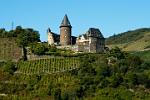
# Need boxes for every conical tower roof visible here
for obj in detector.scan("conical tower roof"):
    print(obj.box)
[60,14,72,28]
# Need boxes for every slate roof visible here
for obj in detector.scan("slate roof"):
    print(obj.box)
[78,28,104,39]
[60,14,72,28]
[86,28,104,38]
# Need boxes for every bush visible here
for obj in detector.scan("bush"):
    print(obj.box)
[125,72,138,88]
[109,73,123,88]
[30,43,47,55]
[4,61,16,74]
[54,88,62,100]
[127,55,142,70]
[109,47,125,59]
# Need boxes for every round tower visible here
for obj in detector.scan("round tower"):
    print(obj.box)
[60,14,72,46]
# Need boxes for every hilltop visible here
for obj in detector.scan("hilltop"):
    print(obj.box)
[106,28,150,51]
[0,26,150,99]
[0,26,40,61]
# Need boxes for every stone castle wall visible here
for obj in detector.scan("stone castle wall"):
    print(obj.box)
[47,15,105,53]
[96,38,105,52]
[48,32,54,45]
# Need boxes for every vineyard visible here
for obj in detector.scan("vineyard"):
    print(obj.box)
[1,52,150,100]
[0,57,80,99]
[16,57,80,75]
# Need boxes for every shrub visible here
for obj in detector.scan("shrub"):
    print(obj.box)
[4,61,16,74]
[30,43,47,55]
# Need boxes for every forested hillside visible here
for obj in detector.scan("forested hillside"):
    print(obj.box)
[0,26,150,100]
[106,28,150,51]
[0,48,150,100]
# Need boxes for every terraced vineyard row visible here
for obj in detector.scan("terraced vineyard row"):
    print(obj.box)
[16,57,80,75]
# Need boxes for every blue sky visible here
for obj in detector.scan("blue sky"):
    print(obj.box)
[1,0,150,41]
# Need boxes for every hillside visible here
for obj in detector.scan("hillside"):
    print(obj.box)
[106,28,150,51]
[0,38,22,62]
[0,57,81,99]
[1,52,150,100]
[0,27,150,100]
[132,50,150,62]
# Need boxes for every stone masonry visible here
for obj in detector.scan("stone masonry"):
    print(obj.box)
[47,15,105,53]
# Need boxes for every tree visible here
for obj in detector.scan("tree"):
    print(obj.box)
[54,88,62,100]
[0,28,8,37]
[109,47,125,59]
[96,65,110,77]
[109,73,123,88]
[127,55,142,70]
[30,43,47,55]
[126,73,138,88]
[16,27,40,60]
[12,26,23,37]
[4,61,16,74]
[17,28,40,47]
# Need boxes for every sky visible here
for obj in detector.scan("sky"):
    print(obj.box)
[0,0,150,41]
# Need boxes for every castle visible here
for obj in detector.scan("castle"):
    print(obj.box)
[47,14,105,53]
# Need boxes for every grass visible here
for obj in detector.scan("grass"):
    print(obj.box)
[132,50,150,62]
[107,32,150,51]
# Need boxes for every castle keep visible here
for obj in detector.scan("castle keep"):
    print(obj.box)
[60,15,72,46]
[47,15,105,53]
